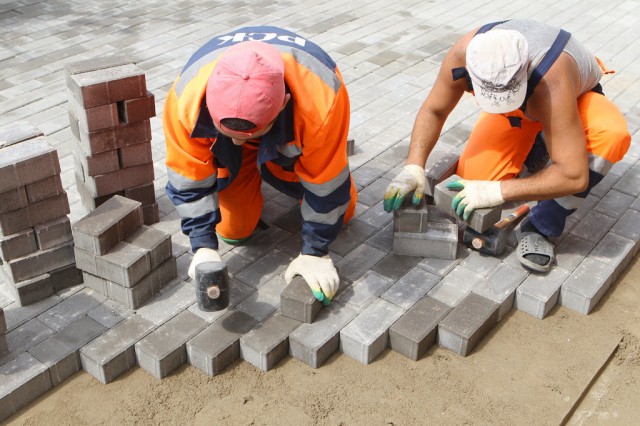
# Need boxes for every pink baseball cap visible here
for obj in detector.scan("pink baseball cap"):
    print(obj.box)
[206,41,285,135]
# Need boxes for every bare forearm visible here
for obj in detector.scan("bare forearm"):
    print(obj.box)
[501,164,588,201]
[406,107,446,167]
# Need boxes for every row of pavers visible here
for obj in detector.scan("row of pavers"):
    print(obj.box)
[2,141,638,418]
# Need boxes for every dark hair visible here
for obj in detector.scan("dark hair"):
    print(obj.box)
[219,117,257,131]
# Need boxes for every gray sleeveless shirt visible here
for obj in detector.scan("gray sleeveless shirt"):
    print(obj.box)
[495,20,602,96]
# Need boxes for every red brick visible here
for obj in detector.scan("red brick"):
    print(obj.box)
[67,63,146,108]
[70,115,151,155]
[118,141,152,168]
[142,202,159,225]
[65,56,135,76]
[84,163,155,197]
[123,182,156,206]
[73,147,120,177]
[1,137,60,192]
[0,186,29,214]
[34,216,73,250]
[117,91,155,124]
[68,96,119,132]
[0,228,38,262]
[24,174,64,204]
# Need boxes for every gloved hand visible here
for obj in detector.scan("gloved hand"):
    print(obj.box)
[447,179,504,220]
[188,247,222,280]
[284,254,338,306]
[383,164,425,212]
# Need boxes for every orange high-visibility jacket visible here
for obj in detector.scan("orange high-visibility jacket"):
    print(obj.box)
[164,26,353,256]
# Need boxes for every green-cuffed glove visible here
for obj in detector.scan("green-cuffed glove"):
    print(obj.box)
[284,254,338,306]
[383,164,426,212]
[447,179,504,220]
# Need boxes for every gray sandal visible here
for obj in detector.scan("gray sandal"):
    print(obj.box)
[517,232,555,272]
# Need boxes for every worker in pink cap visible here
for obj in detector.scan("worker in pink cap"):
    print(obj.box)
[384,19,630,272]
[163,27,357,304]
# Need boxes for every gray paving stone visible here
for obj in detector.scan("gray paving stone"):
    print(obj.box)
[2,293,61,331]
[416,246,468,276]
[427,265,484,307]
[365,222,393,253]
[329,218,379,257]
[186,310,256,377]
[340,298,405,365]
[240,312,301,372]
[280,276,322,323]
[372,253,421,281]
[570,210,618,244]
[588,232,636,282]
[36,287,106,331]
[515,266,571,319]
[95,241,150,287]
[438,293,498,356]
[136,281,194,326]
[393,221,458,259]
[49,264,84,293]
[28,315,106,386]
[4,272,54,307]
[381,266,440,310]
[231,226,290,262]
[235,249,291,289]
[2,241,75,284]
[72,195,143,255]
[0,353,51,422]
[472,263,529,320]
[357,201,393,229]
[289,302,358,369]
[124,225,171,270]
[87,298,132,329]
[135,310,207,380]
[593,189,635,219]
[336,244,387,283]
[235,276,288,323]
[389,296,451,361]
[187,278,255,323]
[424,148,459,197]
[555,234,596,272]
[434,175,502,233]
[459,251,502,277]
[0,120,43,148]
[357,176,389,207]
[560,257,616,315]
[610,208,640,256]
[1,318,55,363]
[612,163,640,197]
[335,271,393,311]
[79,314,154,384]
[33,216,73,251]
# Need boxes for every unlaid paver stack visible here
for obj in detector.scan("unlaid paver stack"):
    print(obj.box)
[72,195,176,310]
[0,122,82,306]
[65,57,159,225]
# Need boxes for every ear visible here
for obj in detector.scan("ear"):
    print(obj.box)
[281,93,291,110]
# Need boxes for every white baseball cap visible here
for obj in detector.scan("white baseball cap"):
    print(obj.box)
[466,29,529,114]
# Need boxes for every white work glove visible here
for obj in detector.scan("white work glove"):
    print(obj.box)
[188,247,222,280]
[383,164,426,212]
[447,179,504,220]
[284,254,338,305]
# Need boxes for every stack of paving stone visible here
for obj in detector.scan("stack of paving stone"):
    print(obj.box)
[0,307,6,354]
[0,122,81,306]
[65,56,159,225]
[72,195,176,309]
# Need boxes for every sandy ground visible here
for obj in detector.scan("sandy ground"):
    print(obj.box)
[6,255,640,425]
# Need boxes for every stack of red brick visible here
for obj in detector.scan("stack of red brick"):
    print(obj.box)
[0,122,81,306]
[65,56,159,225]
[72,195,177,309]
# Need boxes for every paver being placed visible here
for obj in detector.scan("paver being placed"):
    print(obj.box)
[280,276,322,323]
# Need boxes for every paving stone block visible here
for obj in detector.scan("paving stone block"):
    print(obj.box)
[593,189,635,219]
[336,244,387,282]
[72,195,143,255]
[555,234,596,272]
[79,314,154,384]
[88,298,132,329]
[515,266,571,319]
[49,264,84,292]
[393,223,458,259]
[289,303,358,368]
[570,210,617,244]
[438,293,498,356]
[240,312,301,372]
[389,296,451,361]
[28,315,106,386]
[231,226,290,262]
[459,251,502,277]
[427,265,484,307]
[1,293,61,332]
[186,310,257,377]
[37,288,106,332]
[0,137,60,194]
[142,202,160,226]
[280,276,322,323]
[472,263,528,320]
[136,281,194,326]
[24,174,64,205]
[66,63,146,109]
[70,116,151,155]
[588,232,636,281]
[334,271,393,312]
[2,318,55,359]
[0,228,38,262]
[424,148,459,197]
[0,307,5,334]
[330,219,379,257]
[610,209,640,256]
[235,249,291,289]
[187,278,255,323]
[80,163,155,198]
[0,335,6,355]
[5,273,54,307]
[96,242,151,287]
[135,310,207,380]
[72,146,120,177]
[393,199,430,233]
[0,353,52,421]
[560,257,616,315]
[3,242,75,284]
[381,266,440,310]
[371,253,421,281]
[340,298,405,365]
[118,140,153,168]
[0,121,43,148]
[34,216,73,251]
[612,163,640,197]
[0,186,28,215]
[118,91,156,124]
[64,56,136,76]
[417,246,468,276]
[347,138,355,156]
[235,276,288,323]
[123,182,156,206]
[67,96,120,133]
[434,175,501,233]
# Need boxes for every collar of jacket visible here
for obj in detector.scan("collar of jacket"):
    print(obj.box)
[191,85,295,165]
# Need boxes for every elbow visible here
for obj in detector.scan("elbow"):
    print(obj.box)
[569,170,589,194]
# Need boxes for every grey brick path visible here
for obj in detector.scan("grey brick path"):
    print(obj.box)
[1,0,640,420]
